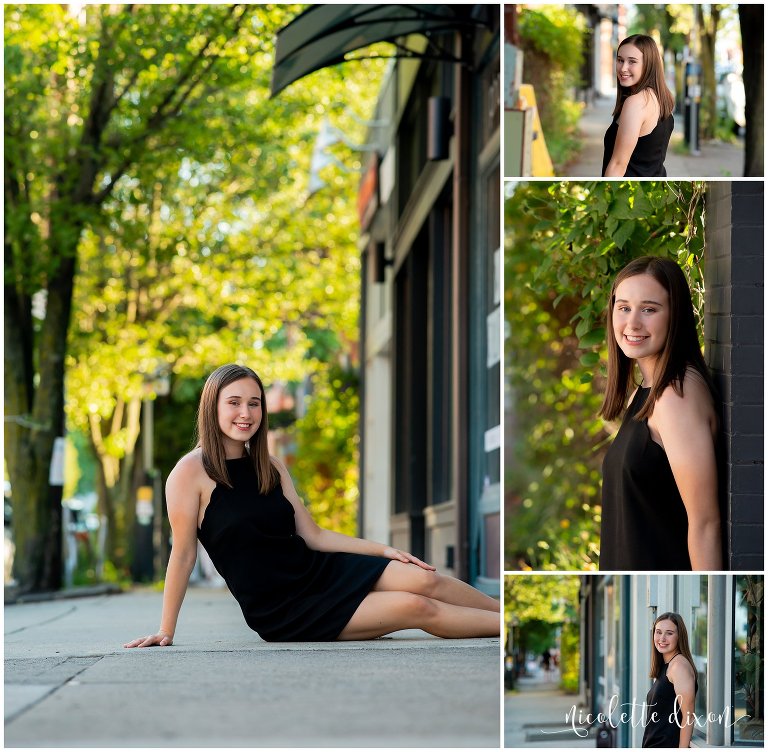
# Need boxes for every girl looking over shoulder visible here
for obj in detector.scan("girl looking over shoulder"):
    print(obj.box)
[602,34,675,177]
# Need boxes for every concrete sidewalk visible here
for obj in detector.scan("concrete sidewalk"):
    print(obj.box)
[5,587,500,747]
[504,669,594,748]
[564,94,746,178]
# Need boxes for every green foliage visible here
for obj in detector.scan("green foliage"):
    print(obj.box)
[518,6,586,170]
[519,6,584,69]
[5,4,385,586]
[505,575,581,690]
[559,620,580,693]
[504,181,707,570]
[505,574,580,625]
[291,366,360,536]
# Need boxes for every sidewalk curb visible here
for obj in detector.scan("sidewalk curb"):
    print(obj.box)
[5,583,123,605]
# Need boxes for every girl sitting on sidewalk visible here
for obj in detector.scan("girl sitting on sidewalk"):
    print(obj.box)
[125,364,499,646]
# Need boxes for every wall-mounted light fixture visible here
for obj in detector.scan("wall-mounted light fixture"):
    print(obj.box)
[372,241,393,283]
[427,96,452,161]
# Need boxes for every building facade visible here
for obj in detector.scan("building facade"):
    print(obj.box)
[358,8,501,592]
[581,574,764,748]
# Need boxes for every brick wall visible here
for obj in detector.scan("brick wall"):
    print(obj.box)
[705,181,764,570]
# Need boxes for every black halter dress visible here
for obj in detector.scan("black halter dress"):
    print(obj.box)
[602,113,674,177]
[599,387,691,571]
[643,654,698,747]
[197,456,391,641]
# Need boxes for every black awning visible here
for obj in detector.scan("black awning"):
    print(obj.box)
[271,4,490,97]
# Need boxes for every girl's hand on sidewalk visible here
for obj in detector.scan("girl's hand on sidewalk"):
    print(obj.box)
[123,631,173,648]
[383,547,436,571]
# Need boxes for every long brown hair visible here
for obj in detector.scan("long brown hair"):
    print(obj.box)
[195,364,280,493]
[599,256,716,422]
[612,34,674,121]
[649,612,697,681]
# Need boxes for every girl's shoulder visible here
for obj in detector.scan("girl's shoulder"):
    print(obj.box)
[655,368,715,421]
[667,652,695,681]
[623,88,661,121]
[169,448,207,484]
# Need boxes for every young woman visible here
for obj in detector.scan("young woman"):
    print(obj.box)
[643,612,698,748]
[598,257,722,571]
[602,34,675,177]
[125,364,500,647]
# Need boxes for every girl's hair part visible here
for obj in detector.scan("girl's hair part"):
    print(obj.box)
[599,255,716,421]
[195,363,280,494]
[612,34,675,121]
[649,612,698,681]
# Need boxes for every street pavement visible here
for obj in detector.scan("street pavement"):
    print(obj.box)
[504,669,595,749]
[564,94,746,178]
[5,586,500,747]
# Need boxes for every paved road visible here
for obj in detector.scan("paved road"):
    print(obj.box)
[564,94,746,178]
[5,587,500,747]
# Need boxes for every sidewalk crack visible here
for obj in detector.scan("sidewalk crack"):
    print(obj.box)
[5,655,105,725]
[5,604,78,636]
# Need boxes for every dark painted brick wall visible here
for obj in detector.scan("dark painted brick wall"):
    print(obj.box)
[705,181,764,571]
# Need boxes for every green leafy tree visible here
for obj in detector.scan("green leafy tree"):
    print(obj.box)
[504,181,706,570]
[505,575,581,692]
[518,5,586,169]
[4,3,383,591]
[291,365,361,535]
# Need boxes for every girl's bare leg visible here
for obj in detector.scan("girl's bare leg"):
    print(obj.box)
[372,561,500,612]
[337,591,500,640]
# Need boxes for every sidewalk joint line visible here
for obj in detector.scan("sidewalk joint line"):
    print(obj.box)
[5,656,105,725]
[5,604,79,636]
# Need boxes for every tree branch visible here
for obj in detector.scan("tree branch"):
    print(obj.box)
[92,5,252,205]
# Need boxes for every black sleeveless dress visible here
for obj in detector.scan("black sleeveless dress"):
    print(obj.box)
[599,387,691,571]
[197,456,391,641]
[602,114,674,176]
[643,655,698,747]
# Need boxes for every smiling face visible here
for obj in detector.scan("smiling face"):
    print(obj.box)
[616,42,644,89]
[654,619,680,660]
[612,273,670,379]
[217,377,263,456]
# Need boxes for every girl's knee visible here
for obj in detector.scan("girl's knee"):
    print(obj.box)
[399,565,441,597]
[401,592,439,620]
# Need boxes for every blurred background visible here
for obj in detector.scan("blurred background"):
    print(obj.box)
[504,573,764,748]
[5,4,502,599]
[503,3,763,177]
[503,180,763,571]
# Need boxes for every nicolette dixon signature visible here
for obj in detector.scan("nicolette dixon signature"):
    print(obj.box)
[539,695,735,738]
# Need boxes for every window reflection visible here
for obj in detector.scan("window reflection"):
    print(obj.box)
[691,576,708,735]
[733,575,764,743]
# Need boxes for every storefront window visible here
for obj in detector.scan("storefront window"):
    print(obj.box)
[733,575,764,744]
[691,577,708,734]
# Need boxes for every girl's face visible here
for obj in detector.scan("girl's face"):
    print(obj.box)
[612,273,670,370]
[217,377,263,454]
[654,619,680,658]
[616,43,644,88]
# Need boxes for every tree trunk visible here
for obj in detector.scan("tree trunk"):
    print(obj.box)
[697,4,719,141]
[5,219,81,592]
[739,5,764,176]
[90,397,143,570]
